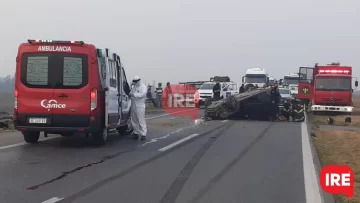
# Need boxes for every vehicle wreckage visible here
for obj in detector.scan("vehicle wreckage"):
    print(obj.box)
[204,87,305,122]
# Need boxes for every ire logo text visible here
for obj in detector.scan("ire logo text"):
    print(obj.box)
[320,165,354,198]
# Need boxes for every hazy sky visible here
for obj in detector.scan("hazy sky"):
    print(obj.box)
[1,0,360,86]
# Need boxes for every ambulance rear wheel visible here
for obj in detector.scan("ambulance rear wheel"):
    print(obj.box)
[92,128,108,146]
[22,131,40,143]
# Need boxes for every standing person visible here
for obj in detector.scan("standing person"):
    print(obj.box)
[129,76,147,140]
[213,82,221,100]
[239,84,245,93]
[155,83,163,107]
[163,82,172,107]
[269,84,281,121]
[147,85,157,107]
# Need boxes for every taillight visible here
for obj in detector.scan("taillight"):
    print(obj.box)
[90,89,97,111]
[14,88,18,113]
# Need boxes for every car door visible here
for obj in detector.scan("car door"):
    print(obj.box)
[120,66,131,122]
[18,53,55,127]
[106,58,119,126]
[115,57,122,125]
[51,54,91,128]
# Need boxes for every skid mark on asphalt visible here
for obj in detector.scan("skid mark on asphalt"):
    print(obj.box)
[57,122,229,203]
[141,119,204,147]
[159,123,234,203]
[26,120,206,191]
[189,122,275,203]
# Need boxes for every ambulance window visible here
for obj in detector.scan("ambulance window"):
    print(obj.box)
[113,61,117,86]
[121,67,131,95]
[63,57,83,86]
[109,61,116,87]
[25,56,49,85]
[21,53,88,89]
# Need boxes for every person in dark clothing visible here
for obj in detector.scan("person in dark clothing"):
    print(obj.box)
[292,100,305,122]
[147,85,158,107]
[155,83,163,107]
[212,82,221,100]
[280,100,291,121]
[239,84,245,93]
[268,84,281,121]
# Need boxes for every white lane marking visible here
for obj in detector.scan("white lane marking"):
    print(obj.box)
[158,133,199,152]
[0,136,59,150]
[145,109,197,120]
[221,120,228,123]
[141,127,185,147]
[0,109,198,150]
[42,197,64,203]
[302,114,324,203]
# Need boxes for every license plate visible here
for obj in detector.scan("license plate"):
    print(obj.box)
[29,118,47,124]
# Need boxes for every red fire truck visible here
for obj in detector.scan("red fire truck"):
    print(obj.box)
[297,62,358,114]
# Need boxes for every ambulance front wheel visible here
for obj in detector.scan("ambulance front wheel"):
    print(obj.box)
[22,131,40,143]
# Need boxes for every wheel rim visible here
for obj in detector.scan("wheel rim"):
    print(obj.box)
[102,129,108,141]
[126,119,133,133]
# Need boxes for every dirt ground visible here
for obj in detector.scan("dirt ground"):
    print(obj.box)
[311,94,360,203]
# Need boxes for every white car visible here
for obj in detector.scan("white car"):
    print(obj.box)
[196,82,238,107]
[289,85,298,97]
[279,88,292,100]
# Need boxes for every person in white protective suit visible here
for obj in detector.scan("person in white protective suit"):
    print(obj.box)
[129,76,147,140]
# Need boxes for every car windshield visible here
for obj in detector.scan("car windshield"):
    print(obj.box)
[283,77,298,85]
[279,89,291,94]
[315,76,351,91]
[223,83,237,91]
[200,83,215,89]
[290,86,298,91]
[244,74,267,83]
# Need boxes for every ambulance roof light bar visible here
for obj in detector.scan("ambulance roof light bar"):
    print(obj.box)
[27,39,84,45]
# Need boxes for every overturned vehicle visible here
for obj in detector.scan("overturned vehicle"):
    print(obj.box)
[204,87,305,122]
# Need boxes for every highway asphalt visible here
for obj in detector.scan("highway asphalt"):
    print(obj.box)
[0,108,329,203]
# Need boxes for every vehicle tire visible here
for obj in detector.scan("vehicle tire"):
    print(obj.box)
[117,120,133,136]
[22,131,40,143]
[204,98,212,108]
[92,128,108,146]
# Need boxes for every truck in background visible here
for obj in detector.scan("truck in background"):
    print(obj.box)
[297,62,358,114]
[242,68,269,90]
[279,73,306,98]
[268,76,275,86]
